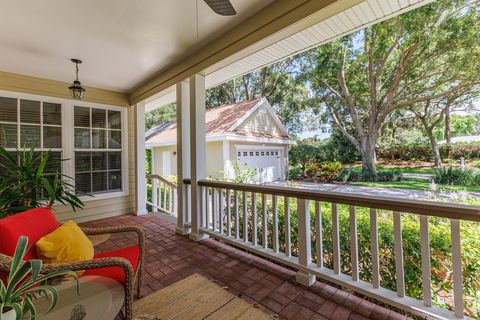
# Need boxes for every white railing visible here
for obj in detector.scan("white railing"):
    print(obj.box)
[192,179,480,320]
[147,174,177,216]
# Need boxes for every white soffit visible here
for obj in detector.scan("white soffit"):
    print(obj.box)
[147,0,432,112]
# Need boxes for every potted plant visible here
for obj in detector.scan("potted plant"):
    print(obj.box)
[0,146,85,218]
[0,236,78,319]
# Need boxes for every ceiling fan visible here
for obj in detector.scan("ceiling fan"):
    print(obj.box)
[203,0,237,16]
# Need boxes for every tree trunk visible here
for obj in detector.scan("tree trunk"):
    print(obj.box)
[444,104,452,158]
[427,129,442,167]
[360,138,377,176]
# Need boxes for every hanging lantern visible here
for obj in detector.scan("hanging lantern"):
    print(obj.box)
[68,58,86,99]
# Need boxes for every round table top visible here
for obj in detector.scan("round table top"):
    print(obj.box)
[35,275,125,320]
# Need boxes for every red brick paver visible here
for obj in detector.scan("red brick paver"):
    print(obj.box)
[81,214,407,320]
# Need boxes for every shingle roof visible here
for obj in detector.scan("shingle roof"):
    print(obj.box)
[145,98,290,145]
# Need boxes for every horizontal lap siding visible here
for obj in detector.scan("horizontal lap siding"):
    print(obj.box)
[235,107,282,136]
[54,106,136,222]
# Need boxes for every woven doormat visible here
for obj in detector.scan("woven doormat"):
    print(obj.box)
[133,273,273,320]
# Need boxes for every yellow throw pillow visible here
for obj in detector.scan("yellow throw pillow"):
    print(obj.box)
[36,220,94,276]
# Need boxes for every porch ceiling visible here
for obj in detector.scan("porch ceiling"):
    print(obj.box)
[0,0,272,92]
[146,0,432,112]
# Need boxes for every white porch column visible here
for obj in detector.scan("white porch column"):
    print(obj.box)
[176,80,191,235]
[135,102,148,215]
[189,74,208,241]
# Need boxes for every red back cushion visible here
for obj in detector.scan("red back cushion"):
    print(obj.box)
[0,207,59,260]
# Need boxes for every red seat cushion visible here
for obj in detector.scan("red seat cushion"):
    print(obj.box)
[84,245,140,286]
[0,208,59,260]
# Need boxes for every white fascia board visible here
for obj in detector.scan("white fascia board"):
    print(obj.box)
[146,133,294,148]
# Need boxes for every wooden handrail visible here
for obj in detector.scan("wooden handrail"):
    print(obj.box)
[183,178,191,185]
[197,179,480,222]
[147,174,177,188]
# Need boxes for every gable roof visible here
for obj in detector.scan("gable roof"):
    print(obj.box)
[145,97,292,146]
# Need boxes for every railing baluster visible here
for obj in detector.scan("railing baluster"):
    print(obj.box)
[219,189,224,234]
[226,189,231,237]
[451,219,463,318]
[285,196,291,257]
[243,191,248,242]
[315,201,322,268]
[370,208,380,288]
[350,206,359,281]
[152,178,158,213]
[332,203,340,274]
[170,186,174,213]
[272,195,279,253]
[262,193,268,249]
[234,190,239,239]
[205,187,211,230]
[393,211,405,298]
[215,189,220,232]
[163,182,167,210]
[420,216,432,307]
[252,192,257,245]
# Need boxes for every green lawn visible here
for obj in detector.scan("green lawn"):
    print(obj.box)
[351,178,480,192]
[350,165,434,174]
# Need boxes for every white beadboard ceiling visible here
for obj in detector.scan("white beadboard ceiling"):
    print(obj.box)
[146,0,432,112]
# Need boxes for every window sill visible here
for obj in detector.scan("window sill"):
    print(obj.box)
[78,190,130,202]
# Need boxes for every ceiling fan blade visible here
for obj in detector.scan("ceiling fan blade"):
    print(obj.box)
[203,0,237,16]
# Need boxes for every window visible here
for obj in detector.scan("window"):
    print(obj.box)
[0,92,127,199]
[74,106,123,195]
[0,97,62,179]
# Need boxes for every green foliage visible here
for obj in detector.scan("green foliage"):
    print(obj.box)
[288,167,303,179]
[304,161,344,182]
[288,143,325,173]
[322,129,361,164]
[433,167,480,186]
[339,166,402,183]
[434,114,479,141]
[219,163,257,184]
[378,143,480,162]
[0,147,84,217]
[145,103,176,130]
[0,236,79,319]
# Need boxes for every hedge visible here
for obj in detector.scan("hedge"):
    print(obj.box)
[377,143,480,161]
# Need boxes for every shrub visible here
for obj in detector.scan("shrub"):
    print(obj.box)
[339,166,401,182]
[304,161,344,182]
[433,167,479,186]
[288,166,304,179]
[377,142,480,162]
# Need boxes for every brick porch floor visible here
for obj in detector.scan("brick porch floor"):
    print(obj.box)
[81,214,406,320]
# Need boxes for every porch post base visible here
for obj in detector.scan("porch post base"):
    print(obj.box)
[176,227,191,236]
[296,271,315,287]
[189,232,209,242]
[136,210,148,216]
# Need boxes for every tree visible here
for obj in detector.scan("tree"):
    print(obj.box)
[145,102,176,130]
[301,0,480,175]
[206,58,310,137]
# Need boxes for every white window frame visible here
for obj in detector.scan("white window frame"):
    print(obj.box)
[0,90,129,202]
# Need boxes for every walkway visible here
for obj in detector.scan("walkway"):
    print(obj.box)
[82,214,406,320]
[270,181,479,202]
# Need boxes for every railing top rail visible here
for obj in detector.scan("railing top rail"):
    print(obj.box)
[183,178,191,185]
[147,174,177,188]
[197,179,480,222]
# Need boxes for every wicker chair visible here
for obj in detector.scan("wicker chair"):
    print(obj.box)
[0,207,145,320]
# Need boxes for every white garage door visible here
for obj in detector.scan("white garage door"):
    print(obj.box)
[236,148,282,183]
